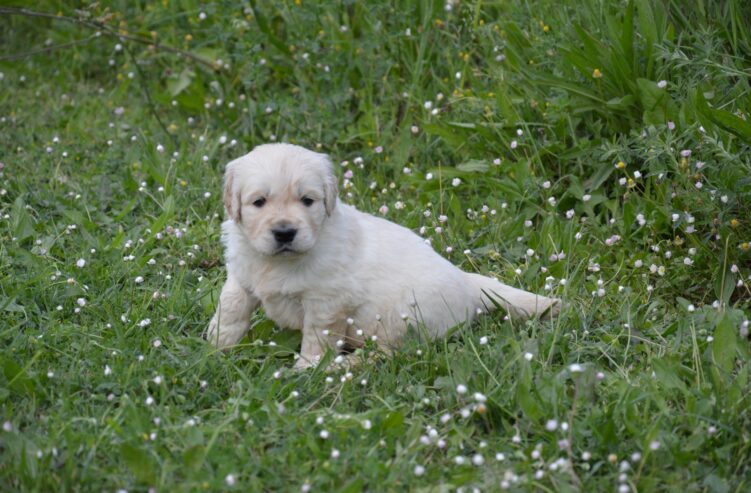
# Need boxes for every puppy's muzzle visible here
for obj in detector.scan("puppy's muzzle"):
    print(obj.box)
[272,227,297,245]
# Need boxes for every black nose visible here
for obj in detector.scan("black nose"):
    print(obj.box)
[272,227,297,244]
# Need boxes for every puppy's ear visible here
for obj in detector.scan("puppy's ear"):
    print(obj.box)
[322,157,338,216]
[223,161,242,222]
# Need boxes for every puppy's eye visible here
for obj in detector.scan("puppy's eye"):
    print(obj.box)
[301,197,315,207]
[252,198,266,208]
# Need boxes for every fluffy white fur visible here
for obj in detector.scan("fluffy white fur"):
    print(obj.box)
[207,143,560,368]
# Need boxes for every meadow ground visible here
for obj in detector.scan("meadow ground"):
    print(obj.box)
[1,1,750,491]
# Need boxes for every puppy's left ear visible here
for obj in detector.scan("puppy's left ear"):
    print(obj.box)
[322,156,338,216]
[223,160,242,222]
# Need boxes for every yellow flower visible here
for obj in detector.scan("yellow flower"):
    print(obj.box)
[615,161,626,169]
[180,179,188,187]
[730,219,740,228]
[185,34,193,42]
[740,242,750,251]
[543,25,550,33]
[592,68,603,78]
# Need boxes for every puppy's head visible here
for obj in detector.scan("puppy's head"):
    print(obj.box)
[223,143,337,256]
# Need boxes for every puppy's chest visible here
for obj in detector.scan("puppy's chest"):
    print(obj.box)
[260,294,304,330]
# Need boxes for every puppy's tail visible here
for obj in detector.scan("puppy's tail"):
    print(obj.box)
[465,273,561,320]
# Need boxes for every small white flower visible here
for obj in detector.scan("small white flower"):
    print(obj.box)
[76,298,86,307]
[569,363,584,373]
[451,178,461,187]
[156,144,164,153]
[456,384,468,395]
[545,419,558,431]
[330,449,340,459]
[472,454,485,466]
[687,304,696,312]
[657,80,667,88]
[524,352,534,361]
[225,474,236,486]
[76,258,86,268]
[2,421,12,432]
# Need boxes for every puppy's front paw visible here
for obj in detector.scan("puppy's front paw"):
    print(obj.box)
[205,315,247,349]
[293,353,322,370]
[540,297,562,319]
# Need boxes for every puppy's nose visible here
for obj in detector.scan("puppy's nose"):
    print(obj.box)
[272,227,297,244]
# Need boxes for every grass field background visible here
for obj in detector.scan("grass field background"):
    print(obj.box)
[1,0,750,491]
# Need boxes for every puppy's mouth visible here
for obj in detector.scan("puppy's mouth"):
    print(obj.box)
[274,246,300,256]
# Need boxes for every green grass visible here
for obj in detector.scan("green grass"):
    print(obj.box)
[1,0,750,491]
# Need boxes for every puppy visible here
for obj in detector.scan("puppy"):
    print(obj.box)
[207,143,560,368]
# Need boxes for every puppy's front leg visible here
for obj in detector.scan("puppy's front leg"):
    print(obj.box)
[294,308,340,370]
[206,275,259,349]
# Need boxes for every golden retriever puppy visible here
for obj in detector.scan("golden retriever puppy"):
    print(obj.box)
[207,143,560,368]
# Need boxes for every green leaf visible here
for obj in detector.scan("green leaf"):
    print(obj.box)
[515,380,541,419]
[183,444,204,470]
[712,314,738,375]
[2,356,36,396]
[636,78,668,123]
[606,95,636,110]
[585,164,614,191]
[248,1,293,58]
[652,357,686,391]
[714,263,736,308]
[381,411,404,436]
[167,68,195,97]
[456,159,489,173]
[705,107,751,144]
[338,477,364,493]
[120,443,156,484]
[11,197,35,242]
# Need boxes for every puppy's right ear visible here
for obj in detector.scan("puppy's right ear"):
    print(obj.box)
[223,161,241,222]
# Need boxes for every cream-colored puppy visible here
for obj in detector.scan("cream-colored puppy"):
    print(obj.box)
[207,143,560,368]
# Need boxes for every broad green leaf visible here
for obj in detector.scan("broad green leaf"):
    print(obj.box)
[652,357,686,391]
[456,159,489,173]
[120,443,156,484]
[712,314,738,375]
[381,411,404,435]
[11,197,35,242]
[167,68,195,97]
[183,445,204,470]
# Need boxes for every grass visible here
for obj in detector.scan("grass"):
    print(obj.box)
[1,0,750,491]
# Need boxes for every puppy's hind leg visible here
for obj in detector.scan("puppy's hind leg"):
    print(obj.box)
[465,272,560,320]
[206,275,259,349]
